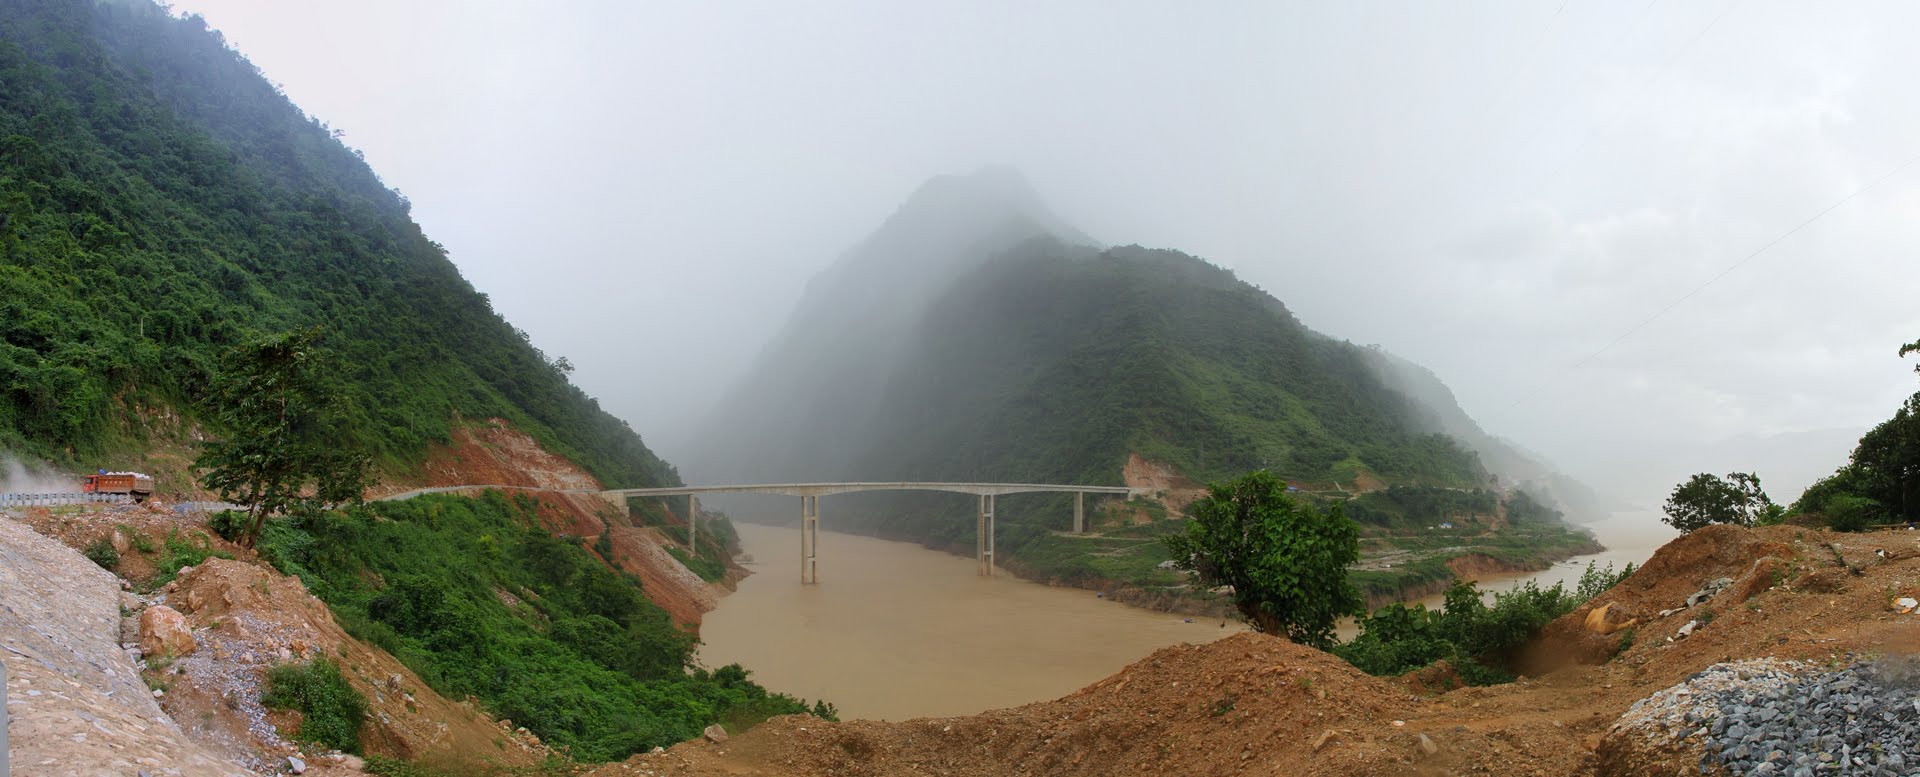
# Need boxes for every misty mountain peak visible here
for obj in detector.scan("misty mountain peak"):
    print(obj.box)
[866,166,1092,260]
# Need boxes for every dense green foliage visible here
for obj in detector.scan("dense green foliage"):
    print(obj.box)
[197,328,369,545]
[1162,471,1361,648]
[0,0,673,488]
[260,658,368,754]
[1791,343,1920,530]
[257,492,821,762]
[1345,486,1498,528]
[1662,472,1774,533]
[1335,562,1632,685]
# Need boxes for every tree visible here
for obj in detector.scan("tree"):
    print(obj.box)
[196,328,370,547]
[1162,470,1361,649]
[1661,471,1773,533]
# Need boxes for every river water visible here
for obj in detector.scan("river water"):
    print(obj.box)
[698,511,1674,721]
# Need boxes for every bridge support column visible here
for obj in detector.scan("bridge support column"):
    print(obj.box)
[1074,491,1085,533]
[977,494,996,575]
[687,495,698,555]
[799,495,820,584]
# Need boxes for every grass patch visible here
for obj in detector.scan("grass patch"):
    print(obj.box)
[261,659,368,754]
[145,528,236,590]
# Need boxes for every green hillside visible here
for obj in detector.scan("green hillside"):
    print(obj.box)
[851,239,1486,488]
[0,0,674,488]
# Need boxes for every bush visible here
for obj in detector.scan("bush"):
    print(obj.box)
[84,537,119,569]
[261,659,368,754]
[207,510,249,543]
[1337,563,1632,685]
[1826,494,1882,532]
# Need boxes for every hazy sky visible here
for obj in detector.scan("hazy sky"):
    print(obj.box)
[168,0,1920,503]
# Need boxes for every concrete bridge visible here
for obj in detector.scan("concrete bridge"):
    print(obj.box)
[599,482,1138,584]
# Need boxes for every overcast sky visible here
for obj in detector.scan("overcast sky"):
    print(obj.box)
[168,0,1920,504]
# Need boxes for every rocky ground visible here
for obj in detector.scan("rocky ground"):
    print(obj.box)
[1,513,258,776]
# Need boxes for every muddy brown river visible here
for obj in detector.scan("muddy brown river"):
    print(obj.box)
[697,522,1235,721]
[698,512,1673,721]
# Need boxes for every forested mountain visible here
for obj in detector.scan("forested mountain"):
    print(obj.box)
[0,0,674,487]
[694,169,1530,493]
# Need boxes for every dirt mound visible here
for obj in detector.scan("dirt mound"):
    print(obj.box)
[145,558,550,772]
[591,633,1564,776]
[1526,524,1796,671]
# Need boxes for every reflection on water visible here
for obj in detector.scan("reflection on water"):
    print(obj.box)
[701,513,1673,720]
[698,522,1236,721]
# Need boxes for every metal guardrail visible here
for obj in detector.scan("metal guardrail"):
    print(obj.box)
[0,492,132,508]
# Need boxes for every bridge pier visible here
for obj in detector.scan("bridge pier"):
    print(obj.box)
[799,495,820,584]
[1074,491,1085,533]
[977,494,995,575]
[687,495,698,555]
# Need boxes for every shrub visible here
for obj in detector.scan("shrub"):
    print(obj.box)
[1825,494,1882,532]
[84,537,119,569]
[1337,563,1632,685]
[261,659,367,753]
[207,510,249,543]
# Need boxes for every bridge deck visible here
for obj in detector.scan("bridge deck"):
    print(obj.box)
[601,482,1137,498]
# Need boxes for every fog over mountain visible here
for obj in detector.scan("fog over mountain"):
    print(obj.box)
[165,1,1920,507]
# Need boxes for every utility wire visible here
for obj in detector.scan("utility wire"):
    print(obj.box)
[1494,150,1920,420]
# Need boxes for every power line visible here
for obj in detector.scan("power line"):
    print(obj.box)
[1494,150,1920,420]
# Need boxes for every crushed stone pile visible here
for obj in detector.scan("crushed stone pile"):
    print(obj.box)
[1613,657,1920,776]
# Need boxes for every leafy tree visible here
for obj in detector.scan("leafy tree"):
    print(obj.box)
[1162,470,1360,649]
[1848,391,1920,522]
[196,328,369,546]
[1661,471,1773,533]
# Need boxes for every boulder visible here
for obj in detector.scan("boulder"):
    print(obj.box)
[703,723,729,743]
[137,605,195,658]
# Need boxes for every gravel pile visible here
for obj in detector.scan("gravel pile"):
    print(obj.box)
[1619,657,1920,776]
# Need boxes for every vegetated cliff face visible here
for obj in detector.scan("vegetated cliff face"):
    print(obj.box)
[0,0,674,489]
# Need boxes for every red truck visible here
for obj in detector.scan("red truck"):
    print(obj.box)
[82,472,154,502]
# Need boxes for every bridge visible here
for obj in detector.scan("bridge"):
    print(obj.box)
[598,482,1138,584]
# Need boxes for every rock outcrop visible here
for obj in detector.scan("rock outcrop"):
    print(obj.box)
[0,515,252,776]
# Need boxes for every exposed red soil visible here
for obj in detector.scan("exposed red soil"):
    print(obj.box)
[586,525,1920,777]
[368,417,603,498]
[1122,453,1206,517]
